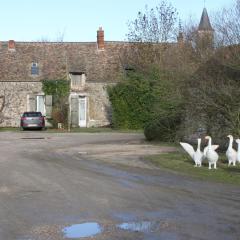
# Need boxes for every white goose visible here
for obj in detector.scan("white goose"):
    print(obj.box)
[180,139,204,167]
[236,139,240,163]
[226,135,237,166]
[205,136,219,169]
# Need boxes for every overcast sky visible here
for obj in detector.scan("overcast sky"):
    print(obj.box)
[0,0,234,42]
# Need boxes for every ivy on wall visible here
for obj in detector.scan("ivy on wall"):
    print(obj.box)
[42,79,70,128]
[107,70,183,141]
[42,79,70,98]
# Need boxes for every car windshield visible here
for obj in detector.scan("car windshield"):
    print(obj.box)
[23,112,42,117]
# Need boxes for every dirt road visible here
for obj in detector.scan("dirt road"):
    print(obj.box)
[0,132,239,240]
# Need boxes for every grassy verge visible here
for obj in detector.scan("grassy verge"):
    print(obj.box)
[0,127,143,134]
[0,127,20,132]
[146,150,240,185]
[67,128,143,134]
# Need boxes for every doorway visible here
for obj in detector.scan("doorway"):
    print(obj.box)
[79,96,87,127]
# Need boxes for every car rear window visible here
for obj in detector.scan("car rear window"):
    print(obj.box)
[23,112,42,117]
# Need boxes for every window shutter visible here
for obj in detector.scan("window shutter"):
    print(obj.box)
[45,95,52,118]
[71,96,79,127]
[27,94,36,111]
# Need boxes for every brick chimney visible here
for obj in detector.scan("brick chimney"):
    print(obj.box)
[97,27,104,50]
[8,40,16,51]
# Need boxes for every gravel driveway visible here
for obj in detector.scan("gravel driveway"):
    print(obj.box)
[0,131,239,240]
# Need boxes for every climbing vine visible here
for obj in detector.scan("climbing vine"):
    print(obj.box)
[42,80,70,128]
[42,79,70,98]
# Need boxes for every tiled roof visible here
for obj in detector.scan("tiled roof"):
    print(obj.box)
[0,41,128,82]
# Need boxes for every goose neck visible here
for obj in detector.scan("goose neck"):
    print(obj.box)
[208,138,212,147]
[228,137,233,149]
[197,139,201,151]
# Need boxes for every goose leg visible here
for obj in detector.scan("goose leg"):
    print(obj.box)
[209,163,211,170]
[214,163,217,169]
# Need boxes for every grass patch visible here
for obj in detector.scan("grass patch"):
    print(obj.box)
[146,150,240,185]
[0,127,143,134]
[0,127,20,132]
[69,127,143,134]
[45,127,114,133]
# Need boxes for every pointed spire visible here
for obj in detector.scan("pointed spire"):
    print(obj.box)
[198,8,213,31]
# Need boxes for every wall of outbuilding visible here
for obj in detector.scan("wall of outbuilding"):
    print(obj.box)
[87,82,113,127]
[0,81,113,128]
[0,81,42,127]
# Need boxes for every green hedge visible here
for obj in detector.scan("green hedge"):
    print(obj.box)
[108,72,155,129]
[108,70,184,140]
[42,79,70,128]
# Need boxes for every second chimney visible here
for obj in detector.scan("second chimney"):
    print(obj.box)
[97,27,104,50]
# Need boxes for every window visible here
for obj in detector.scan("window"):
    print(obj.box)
[70,72,86,88]
[31,62,39,75]
[23,112,42,117]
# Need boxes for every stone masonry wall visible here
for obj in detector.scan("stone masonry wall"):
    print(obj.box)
[0,82,42,127]
[86,83,114,127]
[0,81,113,128]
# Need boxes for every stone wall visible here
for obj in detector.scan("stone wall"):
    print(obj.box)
[0,81,114,128]
[87,82,114,127]
[0,81,42,127]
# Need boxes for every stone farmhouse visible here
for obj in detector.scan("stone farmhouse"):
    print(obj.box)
[0,8,213,128]
[0,27,129,128]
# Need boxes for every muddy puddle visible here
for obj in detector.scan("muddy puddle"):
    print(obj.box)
[62,222,102,238]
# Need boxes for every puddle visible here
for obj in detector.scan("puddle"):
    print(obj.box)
[62,222,102,239]
[117,221,159,233]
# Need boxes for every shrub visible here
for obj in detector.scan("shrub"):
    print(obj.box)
[108,72,155,129]
[51,105,68,129]
[108,69,184,138]
[42,79,70,128]
[144,114,182,142]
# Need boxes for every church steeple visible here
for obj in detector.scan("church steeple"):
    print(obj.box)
[198,8,213,31]
[197,7,214,54]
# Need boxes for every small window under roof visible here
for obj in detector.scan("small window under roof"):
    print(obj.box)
[31,62,39,75]
[70,71,86,88]
[69,71,85,75]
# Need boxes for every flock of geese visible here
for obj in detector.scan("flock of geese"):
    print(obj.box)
[180,135,240,169]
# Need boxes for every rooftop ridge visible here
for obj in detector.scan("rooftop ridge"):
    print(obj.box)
[0,40,130,44]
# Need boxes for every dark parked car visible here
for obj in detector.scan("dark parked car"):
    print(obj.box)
[20,112,45,130]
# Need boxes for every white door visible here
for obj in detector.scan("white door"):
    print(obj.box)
[79,97,87,127]
[37,95,45,115]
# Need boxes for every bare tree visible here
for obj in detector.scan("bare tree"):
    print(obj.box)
[127,1,178,43]
[213,0,240,46]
